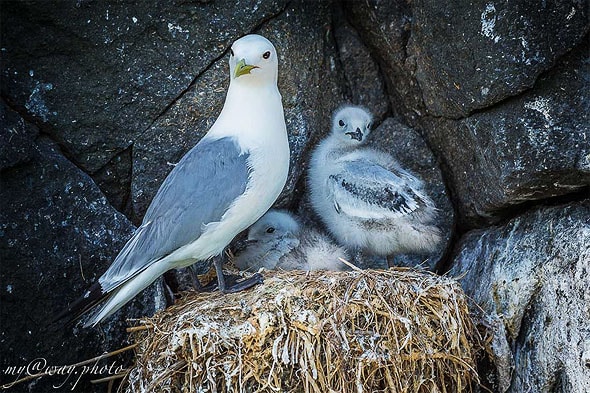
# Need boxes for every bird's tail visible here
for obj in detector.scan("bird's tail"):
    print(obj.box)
[82,260,169,327]
[51,258,167,329]
[48,282,109,330]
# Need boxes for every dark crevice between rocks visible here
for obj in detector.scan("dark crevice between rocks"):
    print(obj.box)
[512,280,543,349]
[332,2,395,127]
[342,0,415,124]
[1,95,87,173]
[493,187,589,231]
[330,2,355,107]
[430,158,461,274]
[356,50,406,126]
[438,185,590,273]
[509,286,545,392]
[550,370,566,393]
[91,144,135,220]
[356,62,395,129]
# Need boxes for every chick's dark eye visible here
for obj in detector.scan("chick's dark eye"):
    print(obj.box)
[338,119,345,127]
[266,227,275,234]
[263,51,271,59]
[230,49,234,57]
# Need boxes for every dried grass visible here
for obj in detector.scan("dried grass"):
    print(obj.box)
[124,268,480,393]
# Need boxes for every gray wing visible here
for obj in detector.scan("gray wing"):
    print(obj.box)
[99,136,250,291]
[328,159,427,219]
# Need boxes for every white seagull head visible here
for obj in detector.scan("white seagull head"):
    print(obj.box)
[246,210,301,244]
[331,105,373,146]
[229,34,278,86]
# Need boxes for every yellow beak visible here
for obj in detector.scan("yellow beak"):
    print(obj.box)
[234,58,258,78]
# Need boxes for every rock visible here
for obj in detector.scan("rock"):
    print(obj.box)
[131,0,345,219]
[345,0,589,119]
[341,0,417,122]
[0,100,39,170]
[367,118,454,270]
[0,0,288,175]
[93,146,134,217]
[450,201,590,393]
[408,0,589,118]
[425,42,590,227]
[333,5,389,121]
[0,132,165,391]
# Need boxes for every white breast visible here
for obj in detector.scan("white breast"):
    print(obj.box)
[168,83,290,263]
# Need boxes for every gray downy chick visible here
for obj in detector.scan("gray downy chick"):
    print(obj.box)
[234,210,348,271]
[308,105,441,257]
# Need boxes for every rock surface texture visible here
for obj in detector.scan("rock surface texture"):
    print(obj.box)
[1,0,588,392]
[451,202,590,393]
[0,114,165,391]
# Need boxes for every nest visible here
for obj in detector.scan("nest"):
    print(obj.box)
[124,268,479,392]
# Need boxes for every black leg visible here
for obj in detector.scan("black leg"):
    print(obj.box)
[222,273,264,293]
[205,257,263,293]
[195,254,264,293]
[213,258,227,291]
[188,265,205,291]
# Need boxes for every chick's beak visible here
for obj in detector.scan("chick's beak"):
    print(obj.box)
[345,127,364,141]
[234,58,259,78]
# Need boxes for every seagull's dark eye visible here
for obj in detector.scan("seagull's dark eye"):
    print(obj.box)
[263,51,271,59]
[230,49,234,57]
[338,119,345,127]
[266,227,275,234]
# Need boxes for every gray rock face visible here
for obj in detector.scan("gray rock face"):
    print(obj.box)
[426,42,590,227]
[409,0,589,118]
[345,0,589,119]
[0,133,164,391]
[0,101,39,170]
[450,202,590,393]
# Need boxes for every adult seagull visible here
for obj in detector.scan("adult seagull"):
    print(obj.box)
[59,34,290,327]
